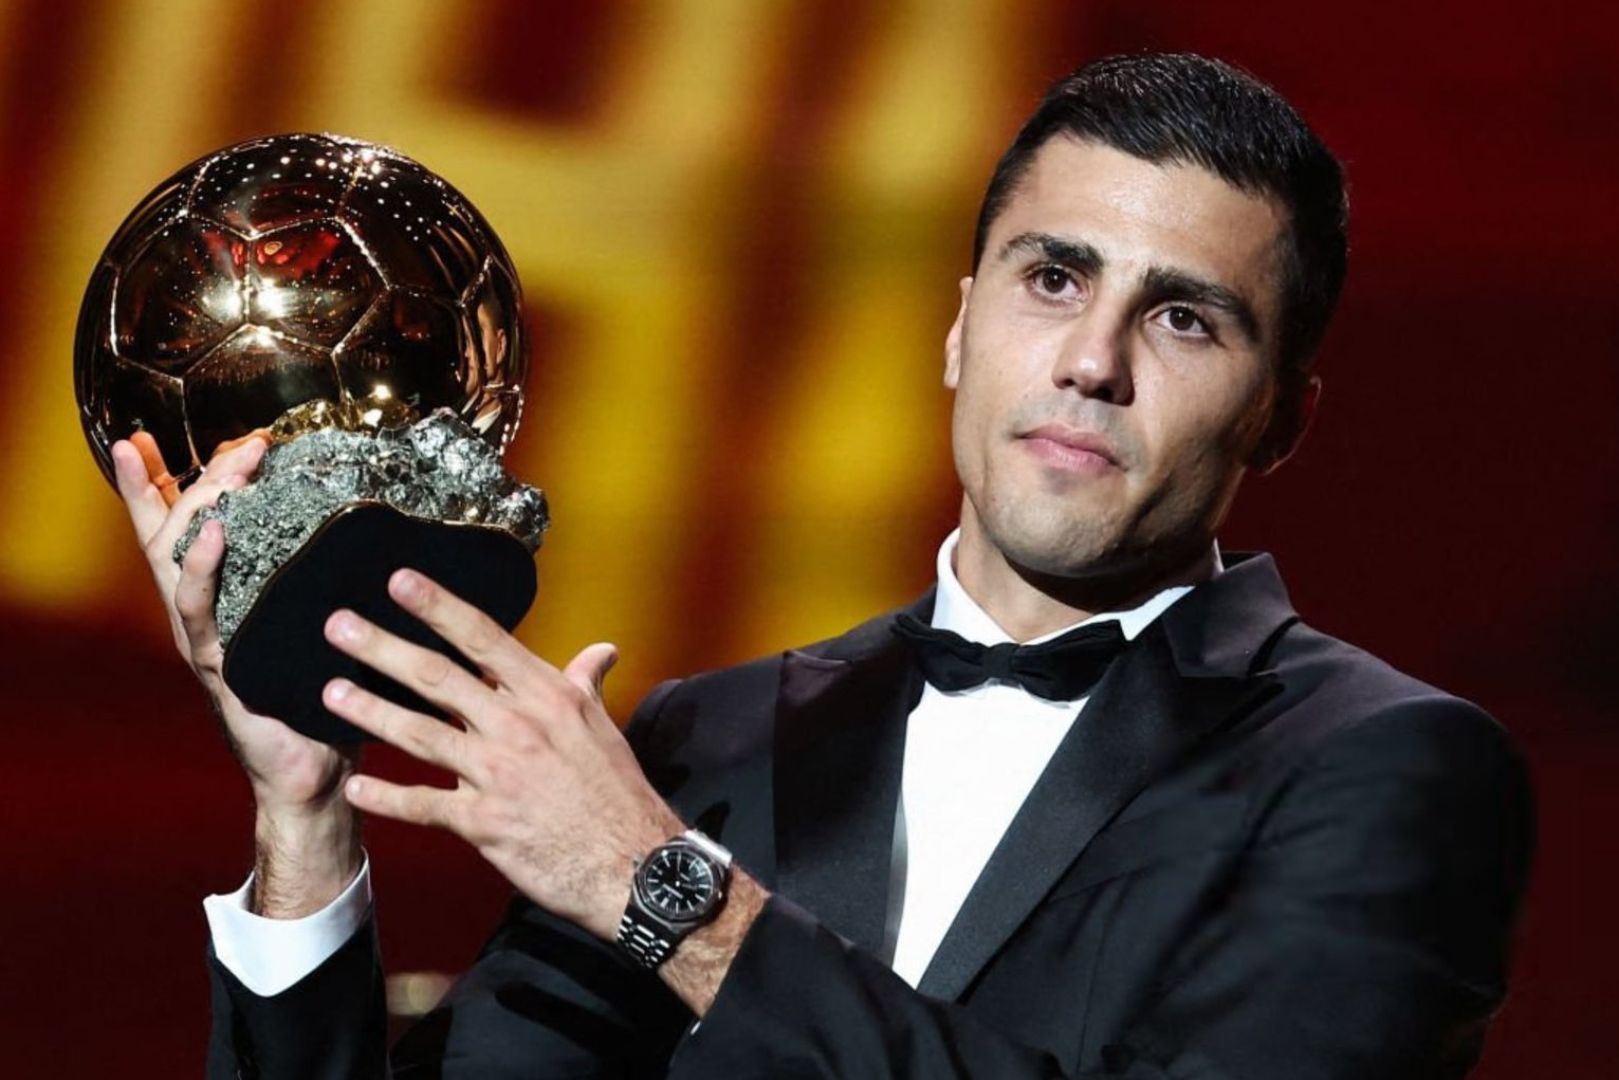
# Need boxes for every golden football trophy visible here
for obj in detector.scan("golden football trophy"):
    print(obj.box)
[74,133,548,744]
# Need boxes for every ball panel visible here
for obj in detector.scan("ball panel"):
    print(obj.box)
[82,352,195,482]
[471,386,525,451]
[189,134,351,234]
[462,259,524,392]
[185,326,341,462]
[340,157,486,297]
[333,289,464,419]
[76,261,118,415]
[101,173,192,265]
[250,221,380,347]
[116,219,247,372]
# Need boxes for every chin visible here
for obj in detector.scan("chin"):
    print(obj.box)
[980,498,1126,580]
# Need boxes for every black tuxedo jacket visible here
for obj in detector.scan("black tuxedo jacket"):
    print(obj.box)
[206,552,1534,1078]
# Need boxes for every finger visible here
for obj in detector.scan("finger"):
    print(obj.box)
[146,440,267,564]
[128,430,182,508]
[198,432,268,485]
[146,479,234,573]
[323,677,481,782]
[324,609,505,732]
[387,569,538,690]
[208,427,272,462]
[175,518,226,662]
[111,439,172,546]
[342,773,456,830]
[562,642,618,702]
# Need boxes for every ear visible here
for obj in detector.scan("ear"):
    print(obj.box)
[1249,373,1321,476]
[943,276,972,389]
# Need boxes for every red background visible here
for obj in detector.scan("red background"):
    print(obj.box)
[2,1,1615,1074]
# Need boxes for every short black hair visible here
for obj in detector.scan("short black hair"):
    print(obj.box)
[972,52,1348,379]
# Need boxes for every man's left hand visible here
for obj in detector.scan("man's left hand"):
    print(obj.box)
[319,567,687,943]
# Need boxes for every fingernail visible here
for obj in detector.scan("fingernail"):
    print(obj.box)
[345,776,365,800]
[391,569,422,599]
[329,611,364,642]
[326,678,351,702]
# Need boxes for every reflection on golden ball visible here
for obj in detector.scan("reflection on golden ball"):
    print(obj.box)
[74,132,528,489]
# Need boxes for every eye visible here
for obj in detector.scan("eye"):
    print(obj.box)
[1025,263,1079,301]
[1154,304,1214,339]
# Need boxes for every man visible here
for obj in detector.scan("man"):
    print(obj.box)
[115,53,1533,1077]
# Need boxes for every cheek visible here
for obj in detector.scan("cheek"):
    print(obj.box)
[950,343,1012,465]
[954,326,1056,432]
[950,374,1004,501]
[949,390,979,487]
[1132,368,1270,505]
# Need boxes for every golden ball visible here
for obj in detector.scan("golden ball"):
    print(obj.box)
[74,132,528,489]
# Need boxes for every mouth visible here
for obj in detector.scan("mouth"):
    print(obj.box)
[1015,424,1122,473]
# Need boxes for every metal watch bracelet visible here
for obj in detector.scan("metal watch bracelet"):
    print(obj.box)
[615,829,733,970]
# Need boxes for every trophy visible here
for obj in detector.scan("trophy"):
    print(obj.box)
[74,133,549,744]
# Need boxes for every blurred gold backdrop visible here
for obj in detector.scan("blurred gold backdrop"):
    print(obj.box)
[0,0,1040,705]
[7,3,1618,1075]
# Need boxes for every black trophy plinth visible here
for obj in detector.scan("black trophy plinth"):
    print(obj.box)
[223,502,537,745]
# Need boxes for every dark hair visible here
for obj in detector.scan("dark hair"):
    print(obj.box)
[972,52,1348,378]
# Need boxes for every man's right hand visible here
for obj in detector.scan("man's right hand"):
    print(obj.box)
[112,434,364,918]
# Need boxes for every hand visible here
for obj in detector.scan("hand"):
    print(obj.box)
[319,568,686,941]
[110,434,359,815]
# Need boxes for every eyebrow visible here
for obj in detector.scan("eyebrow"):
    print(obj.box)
[997,231,1103,276]
[1139,267,1262,344]
[996,230,1263,345]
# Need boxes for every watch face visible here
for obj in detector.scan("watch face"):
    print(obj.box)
[636,843,719,921]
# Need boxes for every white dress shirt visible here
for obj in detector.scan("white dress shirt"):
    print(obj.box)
[204,854,373,996]
[882,529,1209,986]
[204,529,1217,997]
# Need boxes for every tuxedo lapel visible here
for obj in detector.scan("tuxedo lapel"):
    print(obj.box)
[772,595,930,955]
[915,552,1296,1000]
[767,553,1296,996]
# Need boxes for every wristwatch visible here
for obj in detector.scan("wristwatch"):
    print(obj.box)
[615,828,733,970]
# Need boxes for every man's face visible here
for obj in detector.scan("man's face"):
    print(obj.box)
[947,135,1305,584]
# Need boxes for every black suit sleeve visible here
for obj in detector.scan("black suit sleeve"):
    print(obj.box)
[205,678,693,1080]
[205,916,388,1080]
[662,700,1535,1079]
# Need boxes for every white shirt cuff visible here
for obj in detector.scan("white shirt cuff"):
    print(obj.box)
[203,853,373,997]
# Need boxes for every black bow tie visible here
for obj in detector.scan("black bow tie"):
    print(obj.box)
[892,613,1128,701]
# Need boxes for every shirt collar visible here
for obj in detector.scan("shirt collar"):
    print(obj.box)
[931,528,1222,646]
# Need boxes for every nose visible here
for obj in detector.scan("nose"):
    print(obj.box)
[1051,305,1133,404]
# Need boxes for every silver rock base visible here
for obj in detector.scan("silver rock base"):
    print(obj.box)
[173,408,548,645]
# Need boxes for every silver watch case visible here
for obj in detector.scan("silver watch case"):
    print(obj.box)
[629,828,733,928]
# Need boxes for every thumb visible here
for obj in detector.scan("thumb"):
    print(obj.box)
[563,642,619,701]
